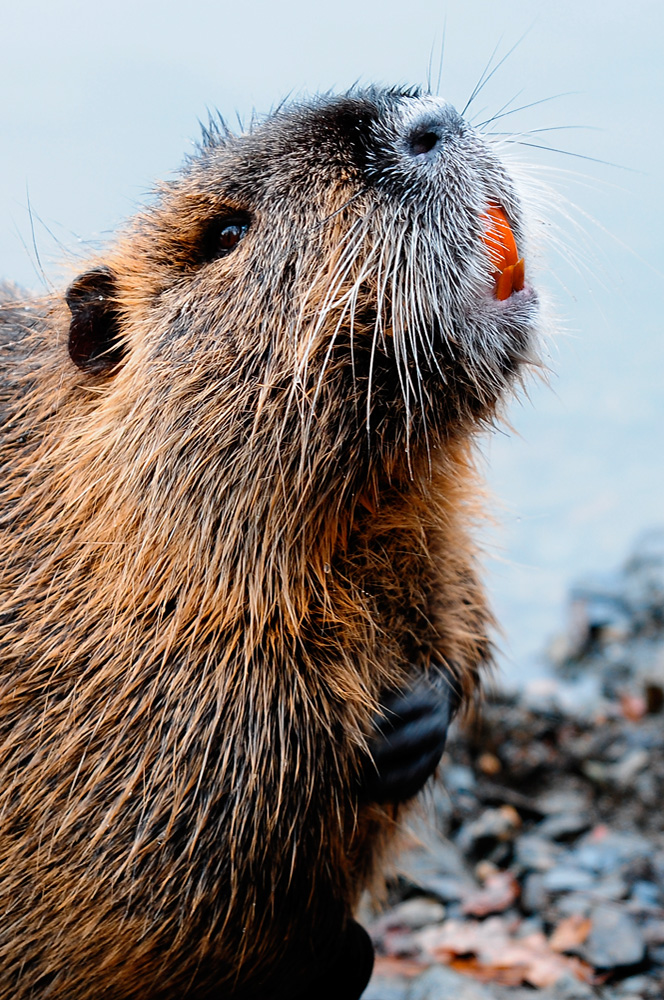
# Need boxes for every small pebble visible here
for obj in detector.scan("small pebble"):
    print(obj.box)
[555,893,592,918]
[521,873,548,914]
[456,806,521,857]
[589,874,628,900]
[407,965,496,1000]
[550,972,596,999]
[643,917,664,944]
[474,860,499,882]
[535,789,589,816]
[572,829,651,874]
[542,867,595,893]
[611,748,650,786]
[514,834,564,873]
[618,974,651,995]
[583,907,646,969]
[630,880,660,908]
[443,764,476,795]
[363,974,409,1000]
[370,898,446,936]
[536,812,592,841]
[414,876,470,903]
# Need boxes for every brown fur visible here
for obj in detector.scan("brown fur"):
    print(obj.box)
[0,88,537,997]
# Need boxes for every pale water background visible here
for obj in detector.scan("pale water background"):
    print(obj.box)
[1,0,662,686]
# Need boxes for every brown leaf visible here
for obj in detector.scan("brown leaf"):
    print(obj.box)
[448,956,526,987]
[373,955,425,978]
[550,915,593,953]
[461,871,520,917]
[620,692,647,721]
[415,917,595,989]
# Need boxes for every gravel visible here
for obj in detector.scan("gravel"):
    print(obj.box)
[364,530,664,1000]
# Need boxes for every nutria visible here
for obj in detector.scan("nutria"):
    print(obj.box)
[0,87,538,998]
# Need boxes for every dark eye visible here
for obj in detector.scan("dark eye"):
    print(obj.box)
[199,213,250,263]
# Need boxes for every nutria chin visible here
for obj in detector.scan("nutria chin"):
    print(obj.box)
[0,87,538,999]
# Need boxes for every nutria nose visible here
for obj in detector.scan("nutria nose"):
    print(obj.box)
[405,104,464,160]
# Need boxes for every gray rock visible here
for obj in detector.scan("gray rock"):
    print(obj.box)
[643,917,664,945]
[442,764,477,796]
[363,974,410,1000]
[555,893,593,917]
[536,812,593,841]
[423,838,475,879]
[521,873,548,914]
[652,851,664,888]
[542,866,596,893]
[370,898,446,935]
[630,880,660,908]
[547,674,605,717]
[514,833,565,873]
[648,944,664,966]
[589,874,628,900]
[550,972,596,999]
[633,769,659,807]
[397,824,477,901]
[490,991,556,1000]
[616,975,651,997]
[415,876,470,903]
[623,527,664,628]
[583,907,646,969]
[455,807,521,858]
[582,760,612,785]
[430,782,454,826]
[610,748,650,787]
[550,528,664,687]
[548,877,627,907]
[565,573,631,658]
[535,789,589,816]
[515,914,544,936]
[572,830,651,874]
[406,965,497,1000]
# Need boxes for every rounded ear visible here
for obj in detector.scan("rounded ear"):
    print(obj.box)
[65,267,126,374]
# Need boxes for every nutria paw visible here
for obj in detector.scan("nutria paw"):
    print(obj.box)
[362,674,461,804]
[289,920,374,1000]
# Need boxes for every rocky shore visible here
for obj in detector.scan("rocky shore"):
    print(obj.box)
[364,529,664,1000]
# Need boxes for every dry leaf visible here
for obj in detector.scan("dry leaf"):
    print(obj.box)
[620,692,647,722]
[447,956,526,987]
[373,955,425,978]
[550,914,593,953]
[416,917,595,989]
[461,870,519,917]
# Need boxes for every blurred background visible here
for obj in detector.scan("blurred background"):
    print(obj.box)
[2,0,662,687]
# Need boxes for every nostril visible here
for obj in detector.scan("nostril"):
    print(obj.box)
[410,130,439,156]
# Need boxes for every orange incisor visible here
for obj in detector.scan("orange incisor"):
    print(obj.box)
[481,203,525,301]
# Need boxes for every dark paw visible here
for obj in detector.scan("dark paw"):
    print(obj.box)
[361,672,461,804]
[287,919,374,1000]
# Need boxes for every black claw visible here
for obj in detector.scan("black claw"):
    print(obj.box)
[361,671,461,804]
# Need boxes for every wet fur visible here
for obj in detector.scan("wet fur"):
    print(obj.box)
[0,88,537,997]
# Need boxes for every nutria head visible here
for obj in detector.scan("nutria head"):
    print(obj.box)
[65,87,536,481]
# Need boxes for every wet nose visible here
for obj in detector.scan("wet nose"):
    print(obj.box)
[404,104,465,160]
